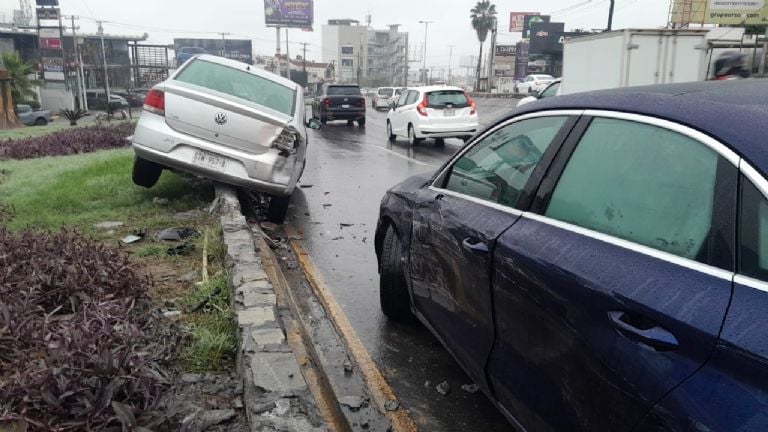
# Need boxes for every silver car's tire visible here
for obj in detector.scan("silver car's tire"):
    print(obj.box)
[267,194,291,224]
[132,156,162,188]
[387,121,396,142]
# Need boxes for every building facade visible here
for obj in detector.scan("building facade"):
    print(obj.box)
[322,19,408,86]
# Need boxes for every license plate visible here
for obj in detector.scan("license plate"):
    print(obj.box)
[342,104,350,108]
[444,108,455,116]
[193,150,227,170]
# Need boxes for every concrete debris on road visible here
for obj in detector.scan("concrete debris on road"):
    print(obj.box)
[274,398,291,416]
[424,380,431,388]
[338,395,366,411]
[322,203,332,208]
[339,223,354,227]
[343,359,353,374]
[94,221,123,229]
[384,399,400,411]
[436,381,451,396]
[299,184,314,188]
[461,384,480,394]
[331,236,344,241]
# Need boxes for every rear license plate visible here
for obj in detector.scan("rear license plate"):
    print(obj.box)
[342,104,350,108]
[444,108,455,116]
[193,150,227,170]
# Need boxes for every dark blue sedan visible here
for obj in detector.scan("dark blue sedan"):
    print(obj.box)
[375,80,768,431]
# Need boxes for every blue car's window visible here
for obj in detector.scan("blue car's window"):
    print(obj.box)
[546,118,720,261]
[445,116,569,208]
[740,179,768,281]
[175,59,296,116]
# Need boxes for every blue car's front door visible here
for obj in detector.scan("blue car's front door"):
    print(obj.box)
[409,114,576,391]
[487,114,738,431]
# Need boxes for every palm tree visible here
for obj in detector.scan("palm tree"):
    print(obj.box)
[470,0,497,91]
[1,52,42,108]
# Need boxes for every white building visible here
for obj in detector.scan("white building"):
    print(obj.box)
[321,19,408,86]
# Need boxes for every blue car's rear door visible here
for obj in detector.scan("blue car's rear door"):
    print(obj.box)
[487,112,738,431]
[637,171,768,432]
[409,113,578,392]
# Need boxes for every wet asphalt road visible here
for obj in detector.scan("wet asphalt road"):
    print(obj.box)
[289,99,519,431]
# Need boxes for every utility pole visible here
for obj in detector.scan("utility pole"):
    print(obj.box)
[299,42,310,73]
[67,15,86,110]
[218,32,230,57]
[285,28,290,80]
[447,45,455,85]
[418,20,434,85]
[607,0,615,31]
[97,21,110,104]
[276,27,282,76]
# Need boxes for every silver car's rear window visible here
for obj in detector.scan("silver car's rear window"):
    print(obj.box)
[175,59,296,116]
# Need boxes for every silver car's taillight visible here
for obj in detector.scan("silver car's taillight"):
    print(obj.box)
[272,127,301,155]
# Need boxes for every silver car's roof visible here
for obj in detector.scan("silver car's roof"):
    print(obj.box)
[184,55,301,92]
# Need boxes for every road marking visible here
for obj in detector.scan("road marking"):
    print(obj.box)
[285,225,419,432]
[372,145,430,166]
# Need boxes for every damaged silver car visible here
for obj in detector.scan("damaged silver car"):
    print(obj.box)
[131,54,321,222]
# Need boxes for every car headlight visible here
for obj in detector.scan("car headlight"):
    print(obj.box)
[272,127,302,155]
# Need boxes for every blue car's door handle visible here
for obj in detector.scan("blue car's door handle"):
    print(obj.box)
[462,237,489,254]
[608,311,679,352]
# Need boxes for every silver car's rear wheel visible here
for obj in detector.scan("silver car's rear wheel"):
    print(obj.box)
[132,156,162,188]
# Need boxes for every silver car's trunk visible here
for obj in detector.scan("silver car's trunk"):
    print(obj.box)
[163,82,292,155]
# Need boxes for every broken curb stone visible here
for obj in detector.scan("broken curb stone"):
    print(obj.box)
[461,384,480,394]
[436,381,451,396]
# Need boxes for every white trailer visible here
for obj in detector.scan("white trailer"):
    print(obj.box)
[560,29,711,95]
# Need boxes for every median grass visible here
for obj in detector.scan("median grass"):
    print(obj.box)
[0,122,76,140]
[0,148,213,232]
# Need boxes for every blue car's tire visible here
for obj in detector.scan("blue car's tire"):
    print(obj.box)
[380,226,413,320]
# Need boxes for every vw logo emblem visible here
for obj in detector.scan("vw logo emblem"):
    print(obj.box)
[214,112,227,125]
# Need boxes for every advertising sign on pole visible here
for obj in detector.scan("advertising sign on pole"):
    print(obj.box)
[174,38,254,64]
[264,0,314,28]
[670,0,768,25]
[509,12,538,32]
[495,45,517,57]
[36,8,59,20]
[40,38,61,49]
[39,27,61,39]
[529,22,566,54]
[35,0,58,6]
[522,15,550,39]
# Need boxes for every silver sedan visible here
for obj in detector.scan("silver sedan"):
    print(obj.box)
[131,54,321,222]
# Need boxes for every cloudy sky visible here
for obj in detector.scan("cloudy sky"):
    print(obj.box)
[1,0,670,67]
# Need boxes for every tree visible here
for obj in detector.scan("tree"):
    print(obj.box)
[470,0,497,91]
[1,52,42,108]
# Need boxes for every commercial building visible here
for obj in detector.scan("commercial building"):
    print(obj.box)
[321,19,408,86]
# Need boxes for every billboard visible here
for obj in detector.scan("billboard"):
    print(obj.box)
[522,15,550,39]
[264,0,314,28]
[40,38,61,49]
[495,45,517,57]
[174,38,254,64]
[35,0,58,5]
[529,22,566,54]
[509,12,538,32]
[671,0,768,24]
[36,8,59,20]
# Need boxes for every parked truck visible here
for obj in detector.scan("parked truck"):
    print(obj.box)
[560,29,711,95]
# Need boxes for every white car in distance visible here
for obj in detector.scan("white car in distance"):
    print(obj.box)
[517,78,563,107]
[515,74,556,95]
[386,86,479,146]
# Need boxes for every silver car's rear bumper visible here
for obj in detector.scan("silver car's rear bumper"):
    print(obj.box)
[132,112,300,197]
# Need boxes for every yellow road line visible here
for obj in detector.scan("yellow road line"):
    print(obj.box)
[285,225,419,432]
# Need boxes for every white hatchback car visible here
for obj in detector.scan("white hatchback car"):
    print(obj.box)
[515,74,556,95]
[373,87,406,110]
[386,86,479,146]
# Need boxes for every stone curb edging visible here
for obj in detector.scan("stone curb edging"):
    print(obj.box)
[215,185,325,432]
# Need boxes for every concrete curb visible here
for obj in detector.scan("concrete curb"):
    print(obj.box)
[215,185,326,432]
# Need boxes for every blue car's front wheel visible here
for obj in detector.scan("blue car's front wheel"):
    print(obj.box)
[379,226,412,321]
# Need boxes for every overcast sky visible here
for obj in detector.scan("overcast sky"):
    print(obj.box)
[1,0,670,67]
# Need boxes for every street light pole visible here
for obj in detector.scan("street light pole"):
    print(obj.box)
[418,20,434,85]
[97,21,110,103]
[218,32,230,57]
[447,45,455,85]
[607,0,615,31]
